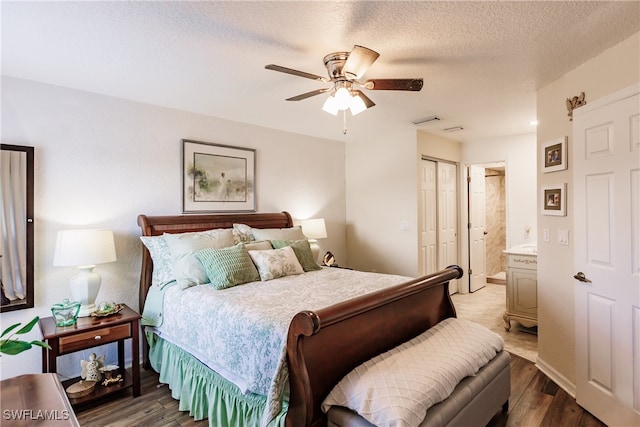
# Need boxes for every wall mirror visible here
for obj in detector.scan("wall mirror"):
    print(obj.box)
[1,144,34,312]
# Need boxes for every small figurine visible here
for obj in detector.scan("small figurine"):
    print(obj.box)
[323,251,338,267]
[81,353,105,382]
[566,91,587,121]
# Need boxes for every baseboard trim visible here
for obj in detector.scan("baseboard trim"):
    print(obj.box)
[535,356,576,398]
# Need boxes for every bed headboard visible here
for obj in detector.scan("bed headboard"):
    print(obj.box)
[137,211,293,312]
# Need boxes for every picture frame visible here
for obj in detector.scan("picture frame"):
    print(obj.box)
[182,139,256,213]
[542,137,567,173]
[542,183,566,216]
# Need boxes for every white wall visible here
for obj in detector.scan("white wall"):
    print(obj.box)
[535,31,640,390]
[0,77,347,380]
[345,128,418,276]
[459,133,537,291]
[345,128,536,289]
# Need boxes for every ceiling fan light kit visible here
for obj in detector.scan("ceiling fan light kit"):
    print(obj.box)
[266,45,423,132]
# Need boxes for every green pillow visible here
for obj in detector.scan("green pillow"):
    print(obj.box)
[271,239,322,272]
[196,244,260,290]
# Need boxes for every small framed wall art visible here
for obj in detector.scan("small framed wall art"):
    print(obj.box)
[542,137,567,173]
[541,183,566,216]
[182,139,256,213]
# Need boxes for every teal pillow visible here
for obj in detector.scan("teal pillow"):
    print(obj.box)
[271,239,322,272]
[196,244,260,290]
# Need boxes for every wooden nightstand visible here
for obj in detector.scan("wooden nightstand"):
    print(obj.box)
[38,304,141,406]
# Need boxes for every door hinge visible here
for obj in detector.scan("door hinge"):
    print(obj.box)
[467,222,471,229]
[469,269,472,275]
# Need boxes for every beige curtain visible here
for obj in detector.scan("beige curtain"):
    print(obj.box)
[0,150,27,301]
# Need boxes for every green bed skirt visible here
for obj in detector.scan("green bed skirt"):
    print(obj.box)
[147,332,288,426]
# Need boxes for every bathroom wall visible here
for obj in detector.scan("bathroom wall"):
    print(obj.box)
[485,168,506,276]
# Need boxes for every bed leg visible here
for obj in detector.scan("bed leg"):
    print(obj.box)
[502,400,509,412]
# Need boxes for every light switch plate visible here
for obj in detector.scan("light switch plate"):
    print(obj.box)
[543,228,550,242]
[558,229,569,245]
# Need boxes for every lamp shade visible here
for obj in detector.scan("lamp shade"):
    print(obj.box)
[300,218,327,240]
[53,229,116,267]
[349,93,367,116]
[322,96,339,115]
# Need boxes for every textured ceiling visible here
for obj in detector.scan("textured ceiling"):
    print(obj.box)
[2,1,639,143]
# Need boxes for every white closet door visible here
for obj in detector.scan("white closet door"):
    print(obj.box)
[419,159,437,276]
[438,162,458,294]
[468,165,487,292]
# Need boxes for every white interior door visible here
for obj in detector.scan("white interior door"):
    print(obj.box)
[438,162,458,294]
[419,160,437,276]
[468,165,487,292]
[573,83,640,426]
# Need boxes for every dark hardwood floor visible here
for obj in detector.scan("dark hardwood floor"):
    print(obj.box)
[486,355,605,427]
[75,354,606,427]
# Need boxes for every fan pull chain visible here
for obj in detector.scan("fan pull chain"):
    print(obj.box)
[343,110,348,135]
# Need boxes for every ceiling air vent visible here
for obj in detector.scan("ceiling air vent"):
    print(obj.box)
[444,126,464,132]
[412,115,441,125]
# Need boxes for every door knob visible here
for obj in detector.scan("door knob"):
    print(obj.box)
[574,272,592,283]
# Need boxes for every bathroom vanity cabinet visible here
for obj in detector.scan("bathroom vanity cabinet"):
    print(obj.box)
[503,245,537,331]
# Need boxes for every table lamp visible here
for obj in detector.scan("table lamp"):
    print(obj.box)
[53,229,116,317]
[300,218,327,261]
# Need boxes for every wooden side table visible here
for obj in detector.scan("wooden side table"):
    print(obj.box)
[38,304,141,405]
[0,373,80,426]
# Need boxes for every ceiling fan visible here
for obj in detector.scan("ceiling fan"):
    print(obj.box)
[265,45,423,117]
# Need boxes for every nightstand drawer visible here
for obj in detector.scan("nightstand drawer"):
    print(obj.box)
[59,324,131,353]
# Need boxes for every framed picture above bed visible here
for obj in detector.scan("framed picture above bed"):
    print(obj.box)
[182,139,256,213]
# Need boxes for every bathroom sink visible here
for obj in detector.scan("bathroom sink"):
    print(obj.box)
[504,244,537,255]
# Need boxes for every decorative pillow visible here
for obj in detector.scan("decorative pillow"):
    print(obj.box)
[196,244,260,290]
[163,229,237,289]
[251,226,305,242]
[248,246,304,281]
[244,240,273,251]
[233,223,255,243]
[140,236,175,288]
[271,239,321,272]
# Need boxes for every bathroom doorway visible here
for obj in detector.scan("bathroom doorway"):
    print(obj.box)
[468,161,507,290]
[484,164,506,285]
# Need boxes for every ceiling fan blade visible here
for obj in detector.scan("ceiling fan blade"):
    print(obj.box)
[265,64,327,81]
[343,45,380,79]
[352,90,376,109]
[285,88,331,101]
[364,78,424,91]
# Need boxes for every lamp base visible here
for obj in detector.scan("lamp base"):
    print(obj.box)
[308,240,322,263]
[77,303,97,318]
[69,266,102,317]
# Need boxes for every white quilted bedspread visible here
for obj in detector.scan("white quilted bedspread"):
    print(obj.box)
[322,317,504,427]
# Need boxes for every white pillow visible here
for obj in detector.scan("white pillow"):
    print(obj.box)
[233,223,255,243]
[163,228,236,289]
[248,246,304,281]
[244,240,273,251]
[251,226,305,242]
[140,235,174,288]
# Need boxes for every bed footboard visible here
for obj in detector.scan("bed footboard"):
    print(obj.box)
[285,265,463,427]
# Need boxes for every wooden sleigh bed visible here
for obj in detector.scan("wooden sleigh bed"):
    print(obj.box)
[138,211,509,427]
